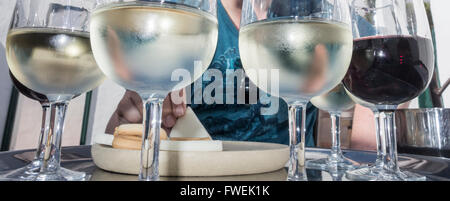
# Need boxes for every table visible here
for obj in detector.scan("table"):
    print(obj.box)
[1,146,449,181]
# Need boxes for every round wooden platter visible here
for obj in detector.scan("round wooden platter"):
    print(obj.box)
[91,141,289,177]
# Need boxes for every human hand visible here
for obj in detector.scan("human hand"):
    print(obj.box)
[105,89,187,134]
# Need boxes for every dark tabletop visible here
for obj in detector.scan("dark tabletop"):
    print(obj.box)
[0,146,449,181]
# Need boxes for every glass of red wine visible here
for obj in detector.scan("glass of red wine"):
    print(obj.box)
[343,0,433,181]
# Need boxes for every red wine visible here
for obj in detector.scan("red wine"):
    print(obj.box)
[9,71,48,104]
[343,36,433,105]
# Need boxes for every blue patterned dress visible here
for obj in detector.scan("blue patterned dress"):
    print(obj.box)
[189,0,318,146]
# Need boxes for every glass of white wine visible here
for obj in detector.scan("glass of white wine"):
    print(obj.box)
[307,83,358,171]
[239,0,353,181]
[345,88,385,181]
[2,0,105,181]
[90,0,218,181]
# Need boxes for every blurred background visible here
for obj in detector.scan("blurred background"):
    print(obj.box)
[0,0,448,151]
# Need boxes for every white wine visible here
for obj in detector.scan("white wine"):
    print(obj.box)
[90,2,218,94]
[310,83,355,113]
[6,28,105,98]
[239,19,353,101]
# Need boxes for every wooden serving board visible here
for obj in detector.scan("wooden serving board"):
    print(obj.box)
[91,141,289,177]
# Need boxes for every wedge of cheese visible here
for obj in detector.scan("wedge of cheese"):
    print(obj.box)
[169,107,212,141]
[95,133,114,146]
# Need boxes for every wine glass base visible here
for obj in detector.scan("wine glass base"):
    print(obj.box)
[139,174,160,181]
[345,165,382,181]
[287,174,307,181]
[0,162,42,181]
[306,156,359,171]
[34,167,91,181]
[287,166,308,181]
[325,168,348,181]
[0,166,91,181]
[375,169,426,181]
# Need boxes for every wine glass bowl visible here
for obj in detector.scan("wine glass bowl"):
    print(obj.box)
[90,1,218,95]
[239,2,353,102]
[9,70,48,104]
[7,28,105,99]
[310,83,355,114]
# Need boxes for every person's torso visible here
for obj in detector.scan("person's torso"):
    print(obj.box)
[189,0,317,146]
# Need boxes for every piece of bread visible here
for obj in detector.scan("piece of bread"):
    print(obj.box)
[113,124,168,139]
[112,124,168,150]
[112,135,141,150]
[112,107,216,150]
[113,124,142,137]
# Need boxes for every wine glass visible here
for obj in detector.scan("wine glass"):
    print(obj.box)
[345,89,386,180]
[306,83,359,171]
[3,0,105,181]
[239,0,353,181]
[343,0,433,181]
[0,71,81,181]
[90,0,218,181]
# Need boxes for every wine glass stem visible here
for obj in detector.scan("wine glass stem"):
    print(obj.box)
[329,113,342,161]
[379,110,400,173]
[40,101,68,173]
[373,111,384,167]
[34,103,51,165]
[287,103,307,180]
[139,97,164,181]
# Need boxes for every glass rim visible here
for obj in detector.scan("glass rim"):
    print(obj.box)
[8,26,91,34]
[240,0,352,28]
[92,1,217,18]
[240,16,352,28]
